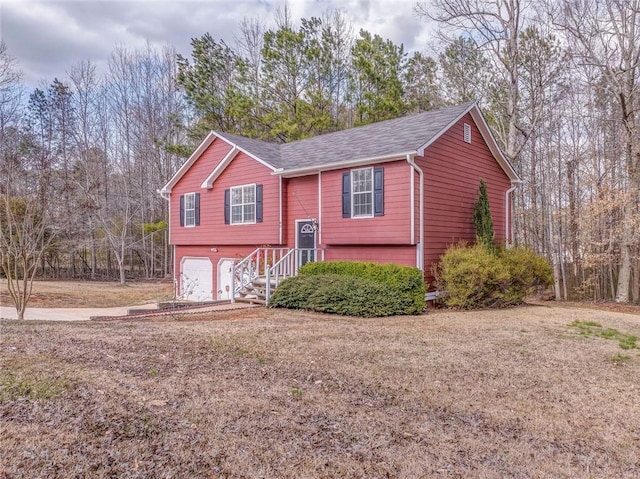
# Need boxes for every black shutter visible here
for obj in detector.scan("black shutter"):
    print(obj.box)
[194,193,200,226]
[256,184,263,223]
[224,189,230,224]
[342,172,351,218]
[179,195,185,226]
[374,167,384,216]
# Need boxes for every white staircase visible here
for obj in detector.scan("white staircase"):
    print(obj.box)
[232,247,324,305]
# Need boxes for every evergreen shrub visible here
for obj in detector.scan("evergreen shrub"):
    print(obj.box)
[437,244,553,309]
[270,261,426,316]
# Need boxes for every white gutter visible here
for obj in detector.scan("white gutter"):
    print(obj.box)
[278,176,283,245]
[505,180,521,247]
[273,151,418,177]
[406,154,424,271]
[318,172,322,245]
[409,165,415,244]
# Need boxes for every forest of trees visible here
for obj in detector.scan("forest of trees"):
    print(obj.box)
[1,0,639,303]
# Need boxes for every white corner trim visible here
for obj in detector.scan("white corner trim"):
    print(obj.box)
[406,153,424,271]
[505,181,519,247]
[201,146,239,189]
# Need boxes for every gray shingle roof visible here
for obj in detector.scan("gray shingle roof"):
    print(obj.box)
[217,102,475,171]
[214,131,283,168]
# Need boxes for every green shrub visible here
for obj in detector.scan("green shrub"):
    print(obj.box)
[437,244,553,309]
[271,261,426,316]
[298,261,425,313]
[270,274,416,317]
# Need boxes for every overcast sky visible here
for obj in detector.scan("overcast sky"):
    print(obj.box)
[0,0,432,89]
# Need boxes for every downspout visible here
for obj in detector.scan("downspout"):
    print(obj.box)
[505,181,519,248]
[406,154,424,271]
[279,176,283,245]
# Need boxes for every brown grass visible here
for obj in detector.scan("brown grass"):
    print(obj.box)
[0,279,173,308]
[2,305,640,478]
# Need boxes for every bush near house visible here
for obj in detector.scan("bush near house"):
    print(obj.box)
[270,261,426,316]
[436,244,553,309]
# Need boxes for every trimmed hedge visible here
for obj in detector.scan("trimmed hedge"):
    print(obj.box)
[436,244,553,309]
[270,261,426,317]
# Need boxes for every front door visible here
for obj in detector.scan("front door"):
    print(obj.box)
[296,220,317,267]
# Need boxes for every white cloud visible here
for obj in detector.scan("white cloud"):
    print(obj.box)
[0,0,434,88]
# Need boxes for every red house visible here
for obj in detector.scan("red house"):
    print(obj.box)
[160,102,520,303]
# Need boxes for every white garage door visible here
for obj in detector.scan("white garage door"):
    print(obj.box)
[217,258,235,300]
[180,257,213,301]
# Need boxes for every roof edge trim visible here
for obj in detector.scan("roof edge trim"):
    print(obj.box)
[273,151,418,177]
[200,146,239,189]
[214,132,278,172]
[159,131,219,194]
[415,102,476,155]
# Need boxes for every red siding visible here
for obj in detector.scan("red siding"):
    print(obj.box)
[418,113,511,281]
[285,175,319,246]
[320,160,412,245]
[169,112,514,289]
[325,245,417,267]
[170,139,281,246]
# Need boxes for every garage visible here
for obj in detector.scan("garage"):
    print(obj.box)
[180,257,213,301]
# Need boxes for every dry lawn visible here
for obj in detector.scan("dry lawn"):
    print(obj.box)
[0,280,173,308]
[1,305,640,478]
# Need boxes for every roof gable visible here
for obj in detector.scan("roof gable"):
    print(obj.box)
[160,102,519,195]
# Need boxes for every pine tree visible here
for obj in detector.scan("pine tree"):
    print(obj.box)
[473,179,494,250]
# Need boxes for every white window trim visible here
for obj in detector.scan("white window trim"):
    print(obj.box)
[351,167,374,219]
[230,183,257,225]
[184,192,196,228]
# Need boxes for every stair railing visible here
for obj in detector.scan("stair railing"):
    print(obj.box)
[265,248,325,305]
[231,247,290,302]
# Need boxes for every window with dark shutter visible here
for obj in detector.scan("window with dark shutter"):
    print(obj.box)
[224,189,230,225]
[342,167,383,218]
[179,195,185,226]
[374,167,384,216]
[342,172,351,218]
[226,183,258,224]
[194,193,200,226]
[256,184,263,223]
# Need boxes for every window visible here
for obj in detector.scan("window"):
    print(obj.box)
[224,184,263,225]
[231,184,255,224]
[352,168,373,217]
[184,193,196,226]
[180,192,200,227]
[342,167,384,218]
[463,123,472,143]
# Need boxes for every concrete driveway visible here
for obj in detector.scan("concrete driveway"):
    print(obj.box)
[0,304,158,321]
[0,302,255,321]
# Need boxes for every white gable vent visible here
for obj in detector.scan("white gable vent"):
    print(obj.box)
[463,123,472,143]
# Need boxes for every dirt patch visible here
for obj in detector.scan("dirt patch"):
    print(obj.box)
[2,306,640,477]
[0,280,172,308]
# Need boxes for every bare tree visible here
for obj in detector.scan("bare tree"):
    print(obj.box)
[416,0,529,163]
[0,176,54,320]
[557,0,640,302]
